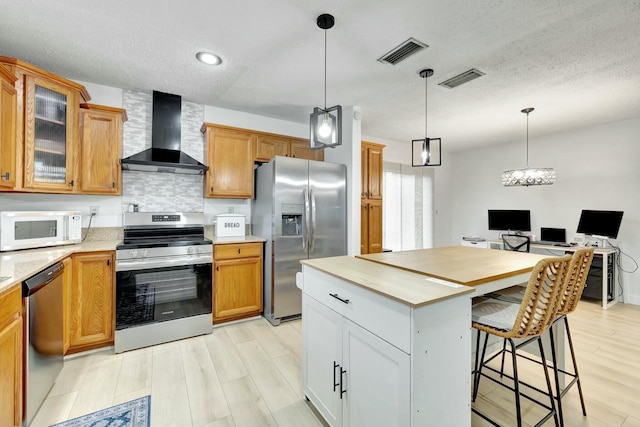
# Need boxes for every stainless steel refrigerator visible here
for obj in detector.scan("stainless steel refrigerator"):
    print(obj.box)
[253,156,347,325]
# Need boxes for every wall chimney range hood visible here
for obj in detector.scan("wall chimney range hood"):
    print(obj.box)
[120,91,209,175]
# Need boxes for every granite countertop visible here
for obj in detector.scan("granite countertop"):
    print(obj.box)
[301,256,473,308]
[0,240,121,295]
[0,234,267,295]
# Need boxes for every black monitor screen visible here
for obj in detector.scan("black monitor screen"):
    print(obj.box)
[488,210,531,232]
[576,210,624,238]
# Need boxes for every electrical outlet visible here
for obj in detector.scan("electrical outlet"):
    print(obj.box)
[90,206,99,216]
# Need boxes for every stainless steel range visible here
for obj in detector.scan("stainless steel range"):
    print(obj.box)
[115,212,212,353]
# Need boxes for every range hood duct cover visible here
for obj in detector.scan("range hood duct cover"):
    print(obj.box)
[120,91,209,175]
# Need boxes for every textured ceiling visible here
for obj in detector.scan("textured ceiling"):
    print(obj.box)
[1,0,639,152]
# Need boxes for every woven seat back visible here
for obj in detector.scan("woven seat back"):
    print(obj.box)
[558,248,594,315]
[511,254,572,338]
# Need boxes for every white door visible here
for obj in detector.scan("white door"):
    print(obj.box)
[303,295,343,426]
[342,319,411,427]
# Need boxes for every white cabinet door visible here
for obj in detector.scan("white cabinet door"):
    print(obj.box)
[342,319,411,427]
[303,295,343,427]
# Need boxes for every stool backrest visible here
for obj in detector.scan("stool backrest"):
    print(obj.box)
[502,234,530,253]
[558,248,595,316]
[511,254,572,339]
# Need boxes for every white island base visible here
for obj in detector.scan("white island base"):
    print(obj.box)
[300,257,474,427]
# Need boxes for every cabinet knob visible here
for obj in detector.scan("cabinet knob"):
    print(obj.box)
[70,180,75,187]
[107,259,110,266]
[238,248,241,254]
[112,182,115,188]
[216,265,219,271]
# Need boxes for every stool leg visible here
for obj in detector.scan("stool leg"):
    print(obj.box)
[565,316,587,416]
[499,338,507,378]
[538,336,560,427]
[549,325,564,427]
[508,338,523,427]
[473,330,489,402]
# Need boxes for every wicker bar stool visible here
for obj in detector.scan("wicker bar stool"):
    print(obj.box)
[492,248,594,427]
[471,254,572,427]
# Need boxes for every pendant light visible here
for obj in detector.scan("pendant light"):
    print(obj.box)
[412,69,441,166]
[501,108,556,186]
[310,13,342,150]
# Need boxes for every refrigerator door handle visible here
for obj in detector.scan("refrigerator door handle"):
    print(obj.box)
[310,189,317,253]
[303,188,310,252]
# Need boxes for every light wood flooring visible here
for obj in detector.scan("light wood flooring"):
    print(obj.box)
[32,300,640,427]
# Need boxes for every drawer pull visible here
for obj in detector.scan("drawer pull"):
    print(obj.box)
[329,293,349,304]
[333,361,339,391]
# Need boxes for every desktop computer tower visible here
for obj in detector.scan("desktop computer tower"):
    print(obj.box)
[581,253,615,302]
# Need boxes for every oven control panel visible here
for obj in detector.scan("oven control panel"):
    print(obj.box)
[152,214,181,222]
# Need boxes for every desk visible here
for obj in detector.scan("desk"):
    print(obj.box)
[488,240,618,309]
[300,246,553,427]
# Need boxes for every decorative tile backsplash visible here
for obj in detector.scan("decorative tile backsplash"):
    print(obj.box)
[121,90,205,212]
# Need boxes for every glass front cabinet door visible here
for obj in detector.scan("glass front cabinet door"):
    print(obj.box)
[24,75,80,192]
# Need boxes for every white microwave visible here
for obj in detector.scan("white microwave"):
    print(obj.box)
[0,211,82,252]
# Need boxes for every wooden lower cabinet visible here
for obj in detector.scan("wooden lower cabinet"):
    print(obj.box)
[62,257,73,354]
[68,251,114,353]
[361,199,382,254]
[0,286,23,426]
[213,242,263,324]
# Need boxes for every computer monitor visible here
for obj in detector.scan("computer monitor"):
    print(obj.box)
[576,210,624,239]
[488,210,531,232]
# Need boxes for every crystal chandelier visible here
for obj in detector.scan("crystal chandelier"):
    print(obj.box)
[501,108,555,186]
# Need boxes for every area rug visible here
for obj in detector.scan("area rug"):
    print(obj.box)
[51,395,150,427]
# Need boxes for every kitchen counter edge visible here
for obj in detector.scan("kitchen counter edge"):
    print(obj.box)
[300,256,473,308]
[0,240,121,296]
[0,236,267,295]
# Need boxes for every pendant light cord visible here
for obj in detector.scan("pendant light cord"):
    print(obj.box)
[525,111,529,168]
[323,29,327,110]
[424,75,428,137]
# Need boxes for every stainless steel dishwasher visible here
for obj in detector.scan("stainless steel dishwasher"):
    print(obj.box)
[23,261,65,426]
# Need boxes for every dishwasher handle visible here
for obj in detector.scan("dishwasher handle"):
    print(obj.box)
[22,261,65,297]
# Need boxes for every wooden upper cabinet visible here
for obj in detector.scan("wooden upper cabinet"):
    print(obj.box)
[290,138,324,161]
[255,134,289,162]
[362,141,384,200]
[0,56,90,193]
[202,123,255,198]
[79,104,127,194]
[255,133,324,163]
[0,65,17,189]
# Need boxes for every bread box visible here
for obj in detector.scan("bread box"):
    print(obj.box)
[216,214,246,237]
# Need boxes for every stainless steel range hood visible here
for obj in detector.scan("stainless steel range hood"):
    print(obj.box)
[120,91,209,175]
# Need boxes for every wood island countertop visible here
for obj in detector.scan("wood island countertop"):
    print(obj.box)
[357,246,548,286]
[301,255,473,307]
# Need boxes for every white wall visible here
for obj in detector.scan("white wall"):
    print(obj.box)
[362,135,454,248]
[445,116,640,304]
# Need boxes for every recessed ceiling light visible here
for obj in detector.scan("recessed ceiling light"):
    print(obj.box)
[196,52,222,65]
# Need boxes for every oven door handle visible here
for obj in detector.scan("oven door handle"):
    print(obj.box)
[116,255,212,271]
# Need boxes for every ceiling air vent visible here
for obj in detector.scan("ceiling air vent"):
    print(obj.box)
[377,38,428,65]
[438,68,485,89]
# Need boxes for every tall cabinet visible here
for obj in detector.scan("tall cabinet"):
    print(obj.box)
[360,142,384,254]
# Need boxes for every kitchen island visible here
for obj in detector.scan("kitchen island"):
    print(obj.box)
[300,246,548,427]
